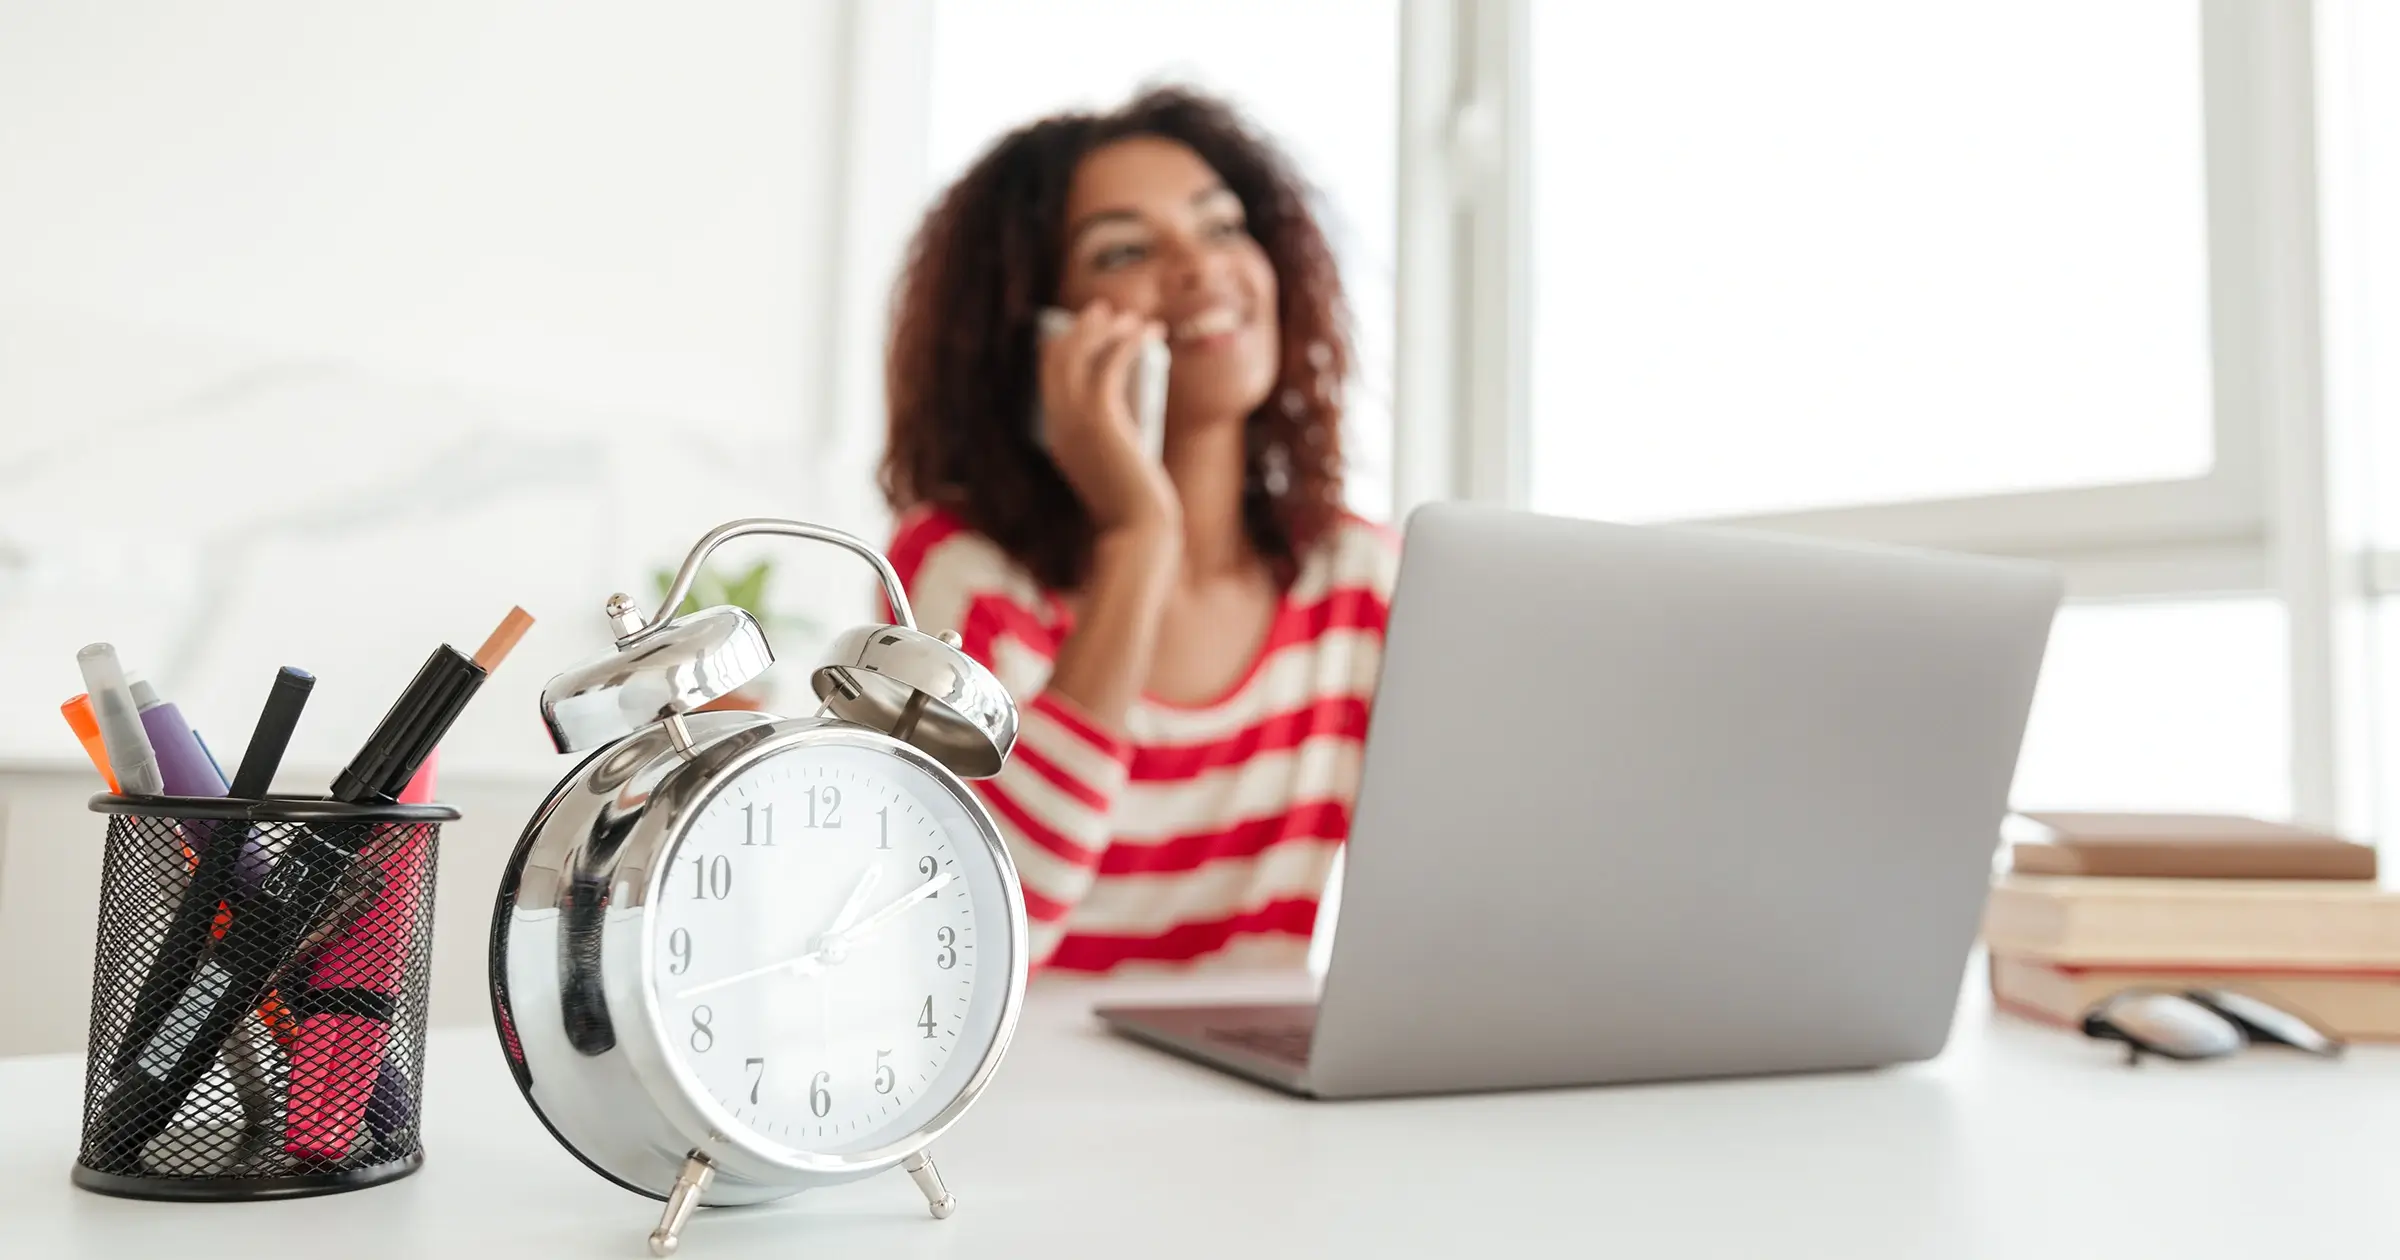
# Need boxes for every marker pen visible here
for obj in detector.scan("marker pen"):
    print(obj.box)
[229,667,315,801]
[365,1062,413,1150]
[376,756,442,1143]
[194,730,228,787]
[77,644,162,796]
[291,607,527,1160]
[60,695,120,792]
[128,676,227,798]
[108,668,309,1085]
[284,820,429,1161]
[329,608,531,803]
[86,823,361,1173]
[293,640,483,1159]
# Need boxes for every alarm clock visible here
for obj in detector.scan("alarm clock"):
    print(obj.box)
[489,518,1029,1255]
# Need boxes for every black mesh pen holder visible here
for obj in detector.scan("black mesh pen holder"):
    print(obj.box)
[72,793,458,1202]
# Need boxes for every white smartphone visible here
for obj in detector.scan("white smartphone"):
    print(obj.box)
[1034,306,1169,463]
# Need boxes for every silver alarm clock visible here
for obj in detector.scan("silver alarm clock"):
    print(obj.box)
[489,518,1029,1255]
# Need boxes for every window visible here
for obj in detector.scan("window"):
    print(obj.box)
[1526,0,2215,525]
[1366,0,2366,833]
[2012,598,2291,819]
[924,0,1401,520]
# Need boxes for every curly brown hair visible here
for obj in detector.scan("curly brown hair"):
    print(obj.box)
[880,85,1351,591]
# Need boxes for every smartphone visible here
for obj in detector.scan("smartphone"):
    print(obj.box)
[1034,306,1169,462]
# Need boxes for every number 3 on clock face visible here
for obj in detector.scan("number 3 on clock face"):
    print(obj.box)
[648,739,1014,1158]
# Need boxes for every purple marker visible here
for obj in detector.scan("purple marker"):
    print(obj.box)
[128,676,227,798]
[367,1062,413,1143]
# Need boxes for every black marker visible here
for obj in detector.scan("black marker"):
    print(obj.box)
[330,608,532,802]
[232,667,316,799]
[107,667,314,1080]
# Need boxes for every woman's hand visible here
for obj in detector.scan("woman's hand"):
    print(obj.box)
[1038,301,1179,540]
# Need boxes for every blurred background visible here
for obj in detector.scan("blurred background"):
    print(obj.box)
[3,0,2398,1048]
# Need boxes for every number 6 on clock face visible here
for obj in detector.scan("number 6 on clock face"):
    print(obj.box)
[648,738,1015,1154]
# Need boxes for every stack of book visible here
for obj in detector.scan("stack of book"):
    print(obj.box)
[1982,812,2400,1041]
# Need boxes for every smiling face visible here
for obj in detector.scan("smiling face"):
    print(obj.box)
[1055,135,1282,429]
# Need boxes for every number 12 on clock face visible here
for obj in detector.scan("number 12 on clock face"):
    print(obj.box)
[745,785,854,842]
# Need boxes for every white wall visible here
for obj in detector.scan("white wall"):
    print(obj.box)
[0,0,878,781]
[0,1,888,1053]
[0,1,843,432]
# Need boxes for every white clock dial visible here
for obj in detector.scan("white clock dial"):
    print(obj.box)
[649,740,1009,1156]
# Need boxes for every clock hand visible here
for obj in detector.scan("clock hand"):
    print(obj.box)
[827,872,956,948]
[825,864,883,937]
[810,868,887,1058]
[673,949,826,1002]
[672,872,947,1002]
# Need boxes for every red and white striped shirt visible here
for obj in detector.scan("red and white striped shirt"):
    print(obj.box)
[885,507,1398,973]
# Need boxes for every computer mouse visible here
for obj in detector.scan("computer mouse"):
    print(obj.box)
[2185,989,2344,1058]
[2080,991,2244,1063]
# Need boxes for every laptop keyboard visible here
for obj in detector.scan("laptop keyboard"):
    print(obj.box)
[1203,1023,1315,1065]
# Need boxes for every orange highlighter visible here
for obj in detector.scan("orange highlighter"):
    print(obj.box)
[70,693,201,868]
[62,694,121,792]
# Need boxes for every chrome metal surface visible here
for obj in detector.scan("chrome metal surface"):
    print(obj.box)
[635,518,915,644]
[647,1154,715,1256]
[540,604,773,753]
[812,624,1017,779]
[489,711,1030,1213]
[607,592,649,639]
[902,1150,956,1219]
[662,712,696,756]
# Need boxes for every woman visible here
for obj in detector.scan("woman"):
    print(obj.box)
[880,87,1395,973]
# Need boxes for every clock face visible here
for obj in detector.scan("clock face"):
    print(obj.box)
[647,738,1015,1157]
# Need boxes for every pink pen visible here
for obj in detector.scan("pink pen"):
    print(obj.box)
[283,750,439,1162]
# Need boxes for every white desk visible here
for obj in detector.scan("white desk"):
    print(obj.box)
[5,971,2396,1259]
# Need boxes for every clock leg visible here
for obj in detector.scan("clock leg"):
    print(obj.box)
[902,1149,957,1220]
[647,1152,717,1257]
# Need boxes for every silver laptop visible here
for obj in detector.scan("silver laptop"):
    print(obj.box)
[1096,501,2062,1099]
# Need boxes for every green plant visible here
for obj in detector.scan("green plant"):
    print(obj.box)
[653,558,776,622]
[651,557,822,641]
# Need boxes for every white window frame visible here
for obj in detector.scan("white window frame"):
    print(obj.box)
[2311,0,2388,838]
[1400,0,2286,592]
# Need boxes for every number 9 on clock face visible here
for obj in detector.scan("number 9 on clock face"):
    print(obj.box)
[647,740,1016,1156]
